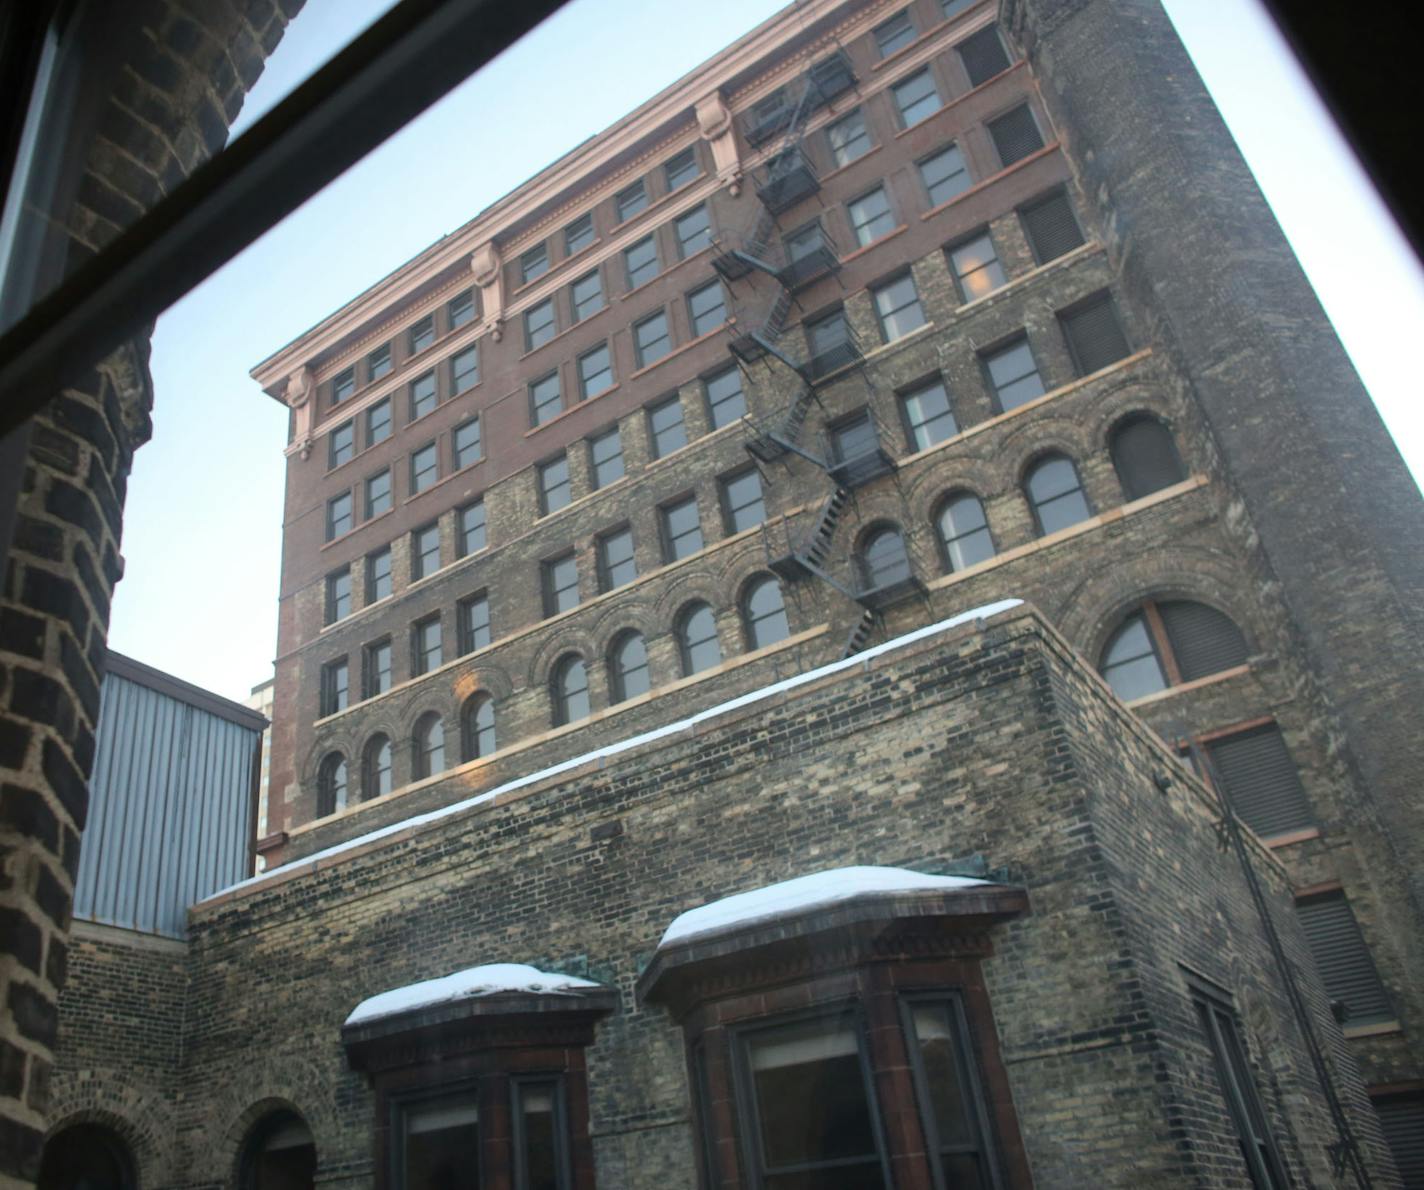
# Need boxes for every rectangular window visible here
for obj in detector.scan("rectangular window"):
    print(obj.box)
[363,638,392,698]
[826,108,871,169]
[570,269,604,322]
[452,418,481,470]
[365,468,392,518]
[832,412,877,463]
[366,547,392,603]
[647,394,688,457]
[543,553,579,616]
[565,213,594,255]
[687,280,727,337]
[988,103,1045,167]
[893,68,942,127]
[395,1094,480,1190]
[597,526,637,592]
[948,232,1007,302]
[524,299,556,350]
[704,367,746,429]
[900,378,958,450]
[721,467,766,533]
[1205,724,1314,839]
[872,273,928,341]
[1021,189,1085,264]
[450,344,478,393]
[530,372,562,426]
[458,593,491,654]
[326,492,353,541]
[806,307,854,373]
[588,426,624,489]
[982,336,1045,412]
[942,0,973,15]
[578,343,615,398]
[408,314,435,355]
[874,10,916,57]
[325,568,351,624]
[664,147,700,191]
[674,204,711,258]
[411,523,441,581]
[624,235,659,289]
[410,442,438,493]
[412,615,442,675]
[456,500,486,558]
[1060,292,1131,375]
[332,367,355,405]
[919,144,971,207]
[368,342,392,381]
[409,371,437,421]
[538,455,571,515]
[448,289,475,328]
[520,241,549,284]
[320,658,348,717]
[661,496,703,561]
[847,186,894,247]
[1295,891,1394,1026]
[634,310,671,368]
[957,24,1011,87]
[366,397,392,446]
[329,421,354,469]
[616,179,648,222]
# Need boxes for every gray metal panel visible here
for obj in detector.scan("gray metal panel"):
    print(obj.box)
[75,669,258,937]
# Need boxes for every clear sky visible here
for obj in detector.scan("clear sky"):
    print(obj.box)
[104,0,1424,702]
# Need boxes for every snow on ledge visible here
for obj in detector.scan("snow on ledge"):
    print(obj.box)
[658,865,991,949]
[202,598,1023,906]
[345,963,601,1028]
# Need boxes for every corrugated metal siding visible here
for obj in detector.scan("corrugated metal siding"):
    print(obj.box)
[75,671,257,937]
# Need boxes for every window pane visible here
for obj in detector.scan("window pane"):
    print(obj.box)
[539,455,571,515]
[545,555,579,615]
[410,371,437,420]
[875,11,916,57]
[705,368,746,429]
[368,343,392,381]
[862,528,910,588]
[565,213,594,255]
[367,549,392,603]
[414,619,442,673]
[908,1000,988,1188]
[579,343,614,397]
[949,233,1006,301]
[723,470,765,533]
[688,280,726,336]
[893,69,941,126]
[662,497,703,561]
[367,398,392,445]
[939,494,993,571]
[826,109,870,168]
[611,632,650,702]
[675,205,712,258]
[984,338,1045,411]
[599,527,637,591]
[525,299,556,350]
[448,290,475,328]
[648,396,688,457]
[329,421,354,468]
[848,187,893,246]
[919,144,971,207]
[412,524,441,580]
[465,695,496,758]
[451,345,479,393]
[409,315,435,354]
[556,657,589,723]
[1099,614,1166,701]
[873,274,927,340]
[589,427,624,488]
[833,414,877,463]
[807,308,850,357]
[327,493,352,540]
[516,1082,564,1190]
[401,1095,479,1190]
[520,241,549,283]
[332,368,355,405]
[665,147,699,191]
[571,270,604,321]
[902,380,957,450]
[452,419,481,469]
[365,469,392,517]
[616,179,648,221]
[635,311,671,367]
[1026,455,1090,534]
[745,577,789,648]
[459,595,491,654]
[530,372,562,425]
[457,501,486,557]
[411,443,438,493]
[365,641,392,697]
[625,236,659,288]
[680,604,721,675]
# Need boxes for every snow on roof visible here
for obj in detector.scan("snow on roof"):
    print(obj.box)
[201,598,1023,906]
[344,963,601,1028]
[658,865,991,948]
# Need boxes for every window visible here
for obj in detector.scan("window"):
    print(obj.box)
[332,367,355,405]
[826,108,871,168]
[874,10,916,57]
[408,314,435,355]
[458,592,491,654]
[832,412,878,464]
[893,69,942,127]
[365,468,392,518]
[848,186,894,247]
[633,310,671,368]
[1111,414,1186,500]
[941,0,973,15]
[461,693,496,761]
[565,212,594,255]
[1206,724,1314,839]
[530,371,563,426]
[1021,189,1084,263]
[588,426,624,489]
[919,143,971,207]
[329,421,354,468]
[450,344,478,393]
[363,734,392,798]
[615,179,648,222]
[363,638,392,698]
[664,147,699,191]
[901,378,957,450]
[321,658,348,717]
[411,523,441,581]
[608,631,650,703]
[981,336,1045,412]
[872,273,927,341]
[410,442,438,493]
[552,655,589,725]
[1372,1093,1424,1189]
[647,394,688,457]
[704,367,746,429]
[367,397,392,445]
[806,307,854,373]
[570,269,603,322]
[412,616,442,676]
[452,418,481,470]
[524,298,556,350]
[448,289,475,328]
[676,603,721,676]
[674,205,711,258]
[409,371,437,421]
[1295,891,1393,1026]
[1060,292,1131,375]
[1099,598,1249,701]
[624,235,658,289]
[578,343,614,398]
[860,525,912,590]
[958,25,1011,86]
[456,500,486,558]
[947,232,1006,302]
[366,547,392,603]
[742,575,789,649]
[368,342,392,381]
[538,455,571,515]
[597,526,637,592]
[317,753,347,817]
[412,711,445,779]
[1098,613,1165,702]
[937,493,995,572]
[520,241,548,284]
[542,553,579,617]
[987,103,1044,166]
[660,496,703,562]
[1024,453,1091,535]
[326,492,353,541]
[721,468,766,533]
[687,280,726,337]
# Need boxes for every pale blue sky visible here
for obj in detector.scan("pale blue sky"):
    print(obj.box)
[105,0,1424,701]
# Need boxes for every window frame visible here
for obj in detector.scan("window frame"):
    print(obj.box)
[411,615,443,677]
[633,309,671,368]
[529,370,563,427]
[596,524,637,592]
[871,272,927,342]
[674,204,712,259]
[409,440,438,494]
[363,637,392,699]
[366,547,392,604]
[519,241,549,285]
[663,146,700,192]
[366,396,392,446]
[825,107,871,169]
[873,9,917,57]
[410,522,441,583]
[891,67,943,128]
[577,341,615,399]
[936,491,996,574]
[615,178,649,222]
[451,417,481,471]
[456,499,486,559]
[524,297,556,351]
[847,185,895,248]
[980,334,1046,414]
[450,343,479,393]
[647,394,688,458]
[328,420,355,469]
[587,425,624,490]
[569,268,604,322]
[720,466,766,535]
[564,212,594,255]
[407,313,435,355]
[447,289,475,329]
[624,235,659,289]
[703,367,746,430]
[320,657,349,718]
[899,377,958,451]
[686,278,727,338]
[660,495,703,563]
[537,454,572,516]
[408,370,437,422]
[367,342,392,382]
[457,591,491,655]
[364,467,392,519]
[326,491,353,542]
[946,230,1007,303]
[542,552,579,618]
[918,143,971,208]
[1023,452,1092,536]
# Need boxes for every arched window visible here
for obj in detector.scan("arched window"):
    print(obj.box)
[677,602,722,676]
[1098,598,1249,700]
[742,575,790,650]
[316,753,347,817]
[936,492,995,572]
[39,1123,137,1190]
[1111,414,1185,500]
[461,694,496,761]
[412,712,445,780]
[552,655,590,726]
[1024,453,1091,535]
[608,631,651,703]
[236,1110,316,1190]
[363,734,392,799]
[859,524,912,590]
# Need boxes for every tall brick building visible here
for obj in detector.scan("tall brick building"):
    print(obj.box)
[38,0,1424,1187]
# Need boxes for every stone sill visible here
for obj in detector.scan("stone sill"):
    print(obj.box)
[1343,1021,1402,1041]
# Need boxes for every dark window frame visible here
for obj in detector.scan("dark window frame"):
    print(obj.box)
[410,522,441,583]
[411,616,443,677]
[407,313,435,355]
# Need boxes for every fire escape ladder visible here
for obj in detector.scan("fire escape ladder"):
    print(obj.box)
[767,488,856,600]
[842,607,879,658]
[744,385,825,465]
